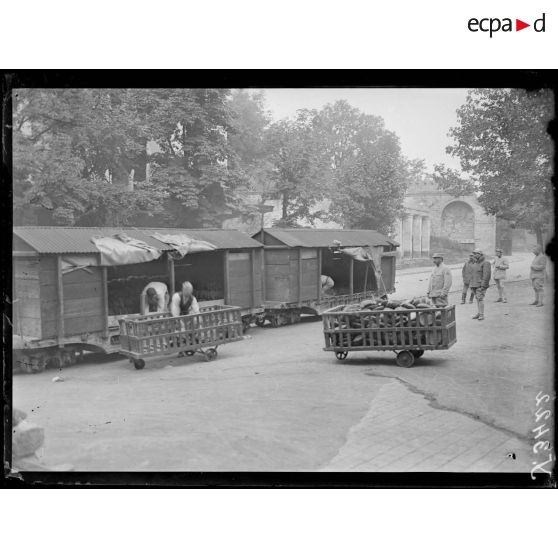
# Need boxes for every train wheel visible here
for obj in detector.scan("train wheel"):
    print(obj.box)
[205,348,218,362]
[270,315,280,328]
[411,350,424,359]
[335,351,348,361]
[396,350,415,368]
[133,358,146,370]
[29,355,47,373]
[255,316,266,327]
[63,350,77,366]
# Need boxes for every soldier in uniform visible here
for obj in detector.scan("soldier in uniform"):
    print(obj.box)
[492,248,509,303]
[470,249,491,321]
[461,253,476,304]
[427,253,452,307]
[529,245,547,307]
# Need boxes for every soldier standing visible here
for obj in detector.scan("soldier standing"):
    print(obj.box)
[492,248,509,303]
[470,249,491,321]
[427,253,452,307]
[461,253,476,304]
[529,245,547,307]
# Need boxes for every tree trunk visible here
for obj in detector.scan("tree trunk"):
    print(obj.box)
[534,225,544,248]
[282,193,288,221]
[126,169,135,192]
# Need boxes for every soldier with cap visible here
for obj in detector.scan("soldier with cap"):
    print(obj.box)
[492,248,509,303]
[529,245,547,307]
[427,253,452,307]
[469,249,491,321]
[461,253,476,304]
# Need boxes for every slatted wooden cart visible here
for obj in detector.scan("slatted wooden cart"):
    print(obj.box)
[322,305,456,367]
[118,305,243,369]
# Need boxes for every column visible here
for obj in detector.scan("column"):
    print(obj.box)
[402,215,413,258]
[412,215,422,258]
[421,217,430,257]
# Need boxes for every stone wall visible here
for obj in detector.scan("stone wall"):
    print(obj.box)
[404,179,496,255]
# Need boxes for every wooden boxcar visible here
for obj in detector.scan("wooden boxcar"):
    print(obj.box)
[251,228,398,326]
[12,226,264,372]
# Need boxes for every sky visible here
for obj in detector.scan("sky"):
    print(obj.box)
[257,88,470,172]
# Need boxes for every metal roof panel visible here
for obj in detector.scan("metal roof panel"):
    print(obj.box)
[13,227,262,254]
[254,228,398,248]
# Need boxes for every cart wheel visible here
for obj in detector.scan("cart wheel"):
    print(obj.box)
[185,351,195,357]
[255,316,266,327]
[411,350,424,359]
[335,351,348,361]
[205,348,218,362]
[133,359,146,370]
[396,351,415,368]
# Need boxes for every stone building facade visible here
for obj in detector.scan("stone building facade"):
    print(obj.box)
[393,178,497,260]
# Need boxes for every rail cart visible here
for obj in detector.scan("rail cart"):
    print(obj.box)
[251,228,398,327]
[322,305,456,367]
[118,305,243,369]
[12,226,263,372]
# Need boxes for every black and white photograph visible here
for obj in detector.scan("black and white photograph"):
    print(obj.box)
[4,79,555,482]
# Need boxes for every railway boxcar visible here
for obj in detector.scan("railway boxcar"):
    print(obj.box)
[12,227,264,372]
[251,228,399,326]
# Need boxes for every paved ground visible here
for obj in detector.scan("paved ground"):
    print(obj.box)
[12,267,554,473]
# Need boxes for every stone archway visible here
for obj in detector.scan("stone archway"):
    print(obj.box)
[441,201,475,250]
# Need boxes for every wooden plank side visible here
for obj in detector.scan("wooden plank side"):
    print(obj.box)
[301,248,317,259]
[39,256,58,271]
[264,251,290,265]
[13,278,41,299]
[265,264,291,278]
[14,316,42,338]
[45,315,105,337]
[64,296,104,318]
[265,276,290,301]
[59,281,103,300]
[227,293,252,307]
[15,299,42,319]
[56,256,64,344]
[227,267,252,280]
[228,252,250,261]
[301,260,318,273]
[300,286,318,300]
[57,268,103,286]
[14,258,40,279]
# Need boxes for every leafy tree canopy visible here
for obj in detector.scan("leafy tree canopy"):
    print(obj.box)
[435,88,554,242]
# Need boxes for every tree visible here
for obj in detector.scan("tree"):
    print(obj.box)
[264,110,333,226]
[140,88,244,228]
[316,100,409,234]
[439,88,554,246]
[13,88,163,226]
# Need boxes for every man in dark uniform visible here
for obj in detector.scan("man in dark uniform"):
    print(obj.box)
[469,249,491,321]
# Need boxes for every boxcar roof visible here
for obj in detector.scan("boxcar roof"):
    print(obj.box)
[13,226,262,254]
[254,228,398,248]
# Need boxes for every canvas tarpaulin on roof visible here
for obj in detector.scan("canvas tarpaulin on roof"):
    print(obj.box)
[340,245,386,292]
[91,233,162,266]
[150,232,217,257]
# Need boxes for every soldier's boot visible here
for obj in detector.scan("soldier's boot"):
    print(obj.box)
[478,300,485,320]
[461,294,466,304]
[537,294,544,307]
[529,293,539,305]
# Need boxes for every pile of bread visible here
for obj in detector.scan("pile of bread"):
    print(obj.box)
[328,296,446,347]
